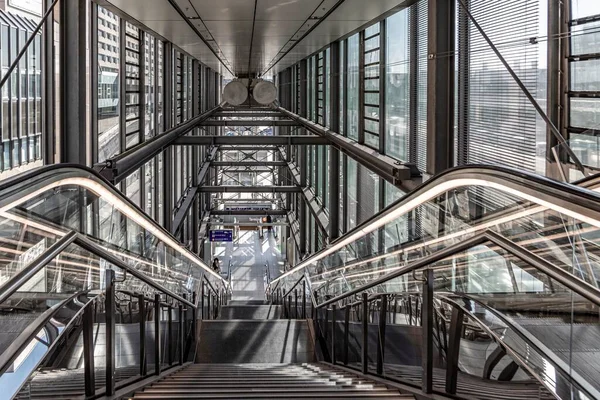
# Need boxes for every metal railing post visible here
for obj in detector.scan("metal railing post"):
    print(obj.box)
[83,301,96,397]
[105,269,115,396]
[192,292,197,340]
[168,304,173,365]
[287,295,292,319]
[422,268,434,394]
[331,304,337,364]
[178,303,184,365]
[139,294,147,376]
[302,280,306,319]
[377,294,387,375]
[154,294,161,375]
[294,288,298,319]
[445,306,464,395]
[207,294,211,320]
[344,305,350,365]
[362,292,368,375]
[201,283,205,320]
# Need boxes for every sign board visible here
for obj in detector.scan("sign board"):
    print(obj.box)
[209,229,233,242]
[9,0,43,17]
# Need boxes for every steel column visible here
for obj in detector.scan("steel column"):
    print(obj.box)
[139,294,147,376]
[154,294,161,375]
[302,280,306,319]
[82,302,95,397]
[445,306,464,394]
[331,304,337,364]
[59,0,88,165]
[427,0,456,175]
[422,268,433,394]
[105,269,115,395]
[362,293,368,375]
[178,304,184,365]
[344,306,350,365]
[42,0,56,165]
[377,294,387,375]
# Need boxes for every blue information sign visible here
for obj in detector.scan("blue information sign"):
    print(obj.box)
[209,229,233,242]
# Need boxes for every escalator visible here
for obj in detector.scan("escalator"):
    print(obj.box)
[0,165,229,399]
[2,163,600,399]
[268,165,600,399]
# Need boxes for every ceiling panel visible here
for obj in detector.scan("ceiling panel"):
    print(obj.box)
[189,0,255,21]
[106,0,412,78]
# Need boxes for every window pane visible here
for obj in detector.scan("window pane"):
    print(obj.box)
[571,20,600,56]
[571,98,600,129]
[97,7,121,162]
[347,34,360,141]
[385,9,410,162]
[571,59,600,91]
[571,0,600,19]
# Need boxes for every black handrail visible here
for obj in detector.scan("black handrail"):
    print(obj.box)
[314,230,600,309]
[0,291,83,375]
[271,164,600,287]
[0,164,227,289]
[445,292,598,398]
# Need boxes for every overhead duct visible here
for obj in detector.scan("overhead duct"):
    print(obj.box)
[222,79,277,106]
[222,80,248,106]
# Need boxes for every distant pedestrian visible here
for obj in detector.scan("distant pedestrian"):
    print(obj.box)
[212,257,221,273]
[266,214,272,233]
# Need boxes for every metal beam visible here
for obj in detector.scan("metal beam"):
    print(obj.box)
[219,146,279,152]
[200,120,298,127]
[172,187,198,236]
[277,108,418,185]
[173,135,329,146]
[285,155,330,234]
[212,161,287,167]
[97,106,221,183]
[210,210,289,216]
[197,186,302,193]
[214,112,287,118]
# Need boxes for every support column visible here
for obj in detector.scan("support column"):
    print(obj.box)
[162,42,173,232]
[426,0,456,175]
[329,42,340,241]
[43,0,56,164]
[191,60,201,253]
[546,0,568,179]
[59,0,88,165]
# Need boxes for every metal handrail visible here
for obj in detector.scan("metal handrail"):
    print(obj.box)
[445,292,599,398]
[271,164,600,287]
[437,294,598,399]
[315,230,600,309]
[0,291,84,375]
[0,164,227,289]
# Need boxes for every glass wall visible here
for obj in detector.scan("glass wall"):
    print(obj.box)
[347,34,359,141]
[97,7,121,162]
[385,10,410,162]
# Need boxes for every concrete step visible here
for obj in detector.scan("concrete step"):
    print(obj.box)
[133,363,414,400]
[227,300,270,306]
[218,305,282,320]
[196,320,315,363]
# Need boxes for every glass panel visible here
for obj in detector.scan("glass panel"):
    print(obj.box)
[97,7,121,162]
[386,9,410,162]
[570,59,600,92]
[347,34,360,141]
[571,0,600,19]
[571,20,600,56]
[570,98,600,129]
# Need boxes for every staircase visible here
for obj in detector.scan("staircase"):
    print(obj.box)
[133,363,413,399]
[132,299,413,399]
[197,300,312,363]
